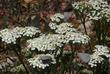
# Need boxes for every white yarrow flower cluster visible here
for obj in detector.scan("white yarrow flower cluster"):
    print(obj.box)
[28,54,56,69]
[27,32,90,51]
[0,29,16,44]
[50,13,64,22]
[64,32,90,44]
[88,45,110,67]
[27,34,64,51]
[55,23,77,34]
[72,1,91,12]
[23,27,40,37]
[49,22,77,34]
[49,22,57,30]
[88,0,110,21]
[11,27,26,38]
[88,52,104,67]
[0,26,40,44]
[72,0,110,21]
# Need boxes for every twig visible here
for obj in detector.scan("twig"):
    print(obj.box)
[13,47,31,74]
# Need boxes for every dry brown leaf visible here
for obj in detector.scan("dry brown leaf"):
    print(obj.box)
[24,0,32,4]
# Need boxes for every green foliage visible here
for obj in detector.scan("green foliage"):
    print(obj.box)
[10,64,25,74]
[81,69,93,74]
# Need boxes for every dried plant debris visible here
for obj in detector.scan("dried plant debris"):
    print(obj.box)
[0,54,17,72]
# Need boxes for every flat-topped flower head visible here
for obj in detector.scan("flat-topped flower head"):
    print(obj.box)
[27,32,90,52]
[55,23,77,34]
[0,26,41,44]
[27,34,64,51]
[23,26,41,37]
[0,29,16,44]
[49,22,58,30]
[94,45,109,53]
[72,1,92,12]
[49,22,77,34]
[88,52,104,67]
[64,32,90,44]
[88,0,110,21]
[72,0,110,22]
[50,13,64,22]
[28,54,56,69]
[11,27,25,38]
[88,45,110,67]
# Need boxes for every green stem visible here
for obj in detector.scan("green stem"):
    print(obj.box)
[13,48,30,74]
[12,39,31,74]
[95,20,101,44]
[79,12,92,51]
